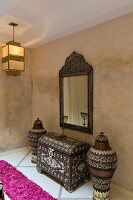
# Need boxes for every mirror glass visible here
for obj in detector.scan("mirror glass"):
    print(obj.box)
[64,76,88,127]
[59,51,93,134]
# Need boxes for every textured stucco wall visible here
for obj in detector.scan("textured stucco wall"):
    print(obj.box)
[0,48,32,152]
[32,13,133,191]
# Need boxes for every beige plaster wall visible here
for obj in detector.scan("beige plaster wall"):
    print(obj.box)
[0,48,32,152]
[32,13,133,192]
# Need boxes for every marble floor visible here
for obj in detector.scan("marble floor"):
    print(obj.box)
[0,147,133,200]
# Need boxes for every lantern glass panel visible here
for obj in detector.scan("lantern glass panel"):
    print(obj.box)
[9,44,24,56]
[2,45,8,58]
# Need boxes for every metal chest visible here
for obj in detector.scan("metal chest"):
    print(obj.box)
[37,132,90,192]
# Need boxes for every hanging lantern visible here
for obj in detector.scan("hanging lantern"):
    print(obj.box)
[2,22,24,76]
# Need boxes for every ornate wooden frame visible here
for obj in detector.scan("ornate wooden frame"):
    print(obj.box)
[59,51,93,134]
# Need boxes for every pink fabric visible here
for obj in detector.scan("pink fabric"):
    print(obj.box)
[0,160,56,200]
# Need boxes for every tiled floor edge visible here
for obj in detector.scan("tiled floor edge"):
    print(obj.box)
[16,149,31,167]
[0,146,31,156]
[59,198,92,200]
[58,186,63,199]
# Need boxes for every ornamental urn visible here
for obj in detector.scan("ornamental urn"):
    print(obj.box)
[87,132,117,200]
[0,181,4,200]
[28,118,47,163]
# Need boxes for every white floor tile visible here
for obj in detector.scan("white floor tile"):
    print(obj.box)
[17,167,60,199]
[59,199,91,200]
[61,181,93,199]
[19,151,36,167]
[0,146,31,167]
[4,193,10,200]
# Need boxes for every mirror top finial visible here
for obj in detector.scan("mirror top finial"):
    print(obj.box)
[59,51,92,77]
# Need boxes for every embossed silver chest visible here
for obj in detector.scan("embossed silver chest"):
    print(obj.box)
[37,132,90,192]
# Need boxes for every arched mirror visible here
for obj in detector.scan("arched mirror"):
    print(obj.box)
[59,52,93,134]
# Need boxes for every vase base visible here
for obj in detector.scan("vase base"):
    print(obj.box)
[93,190,110,200]
[31,155,37,163]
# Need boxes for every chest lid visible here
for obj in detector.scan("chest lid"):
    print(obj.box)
[38,132,89,155]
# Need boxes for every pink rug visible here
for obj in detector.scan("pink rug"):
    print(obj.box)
[0,160,56,200]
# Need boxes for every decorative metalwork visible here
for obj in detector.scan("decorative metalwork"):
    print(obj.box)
[37,132,90,192]
[87,132,118,200]
[0,181,4,200]
[59,51,93,133]
[28,118,47,163]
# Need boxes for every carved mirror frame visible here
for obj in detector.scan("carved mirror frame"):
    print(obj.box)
[59,51,93,134]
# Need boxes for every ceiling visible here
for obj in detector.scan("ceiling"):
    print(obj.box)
[0,0,133,48]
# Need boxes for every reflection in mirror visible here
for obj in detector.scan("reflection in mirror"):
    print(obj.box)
[64,76,88,127]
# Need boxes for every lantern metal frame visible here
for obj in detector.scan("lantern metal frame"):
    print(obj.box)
[2,22,25,76]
